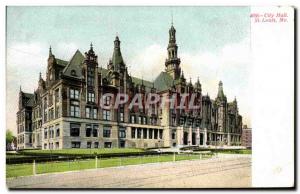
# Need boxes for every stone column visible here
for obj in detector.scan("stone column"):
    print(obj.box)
[227,133,231,146]
[188,127,192,146]
[135,128,137,139]
[196,127,200,145]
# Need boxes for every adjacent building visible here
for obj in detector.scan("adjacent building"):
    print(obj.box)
[16,24,243,150]
[241,125,252,148]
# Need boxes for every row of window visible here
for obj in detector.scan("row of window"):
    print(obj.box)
[44,124,60,139]
[131,128,163,139]
[71,141,112,148]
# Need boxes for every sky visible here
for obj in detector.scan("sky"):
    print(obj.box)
[6,6,251,135]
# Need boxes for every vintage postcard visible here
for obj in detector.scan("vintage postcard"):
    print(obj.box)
[4,5,294,189]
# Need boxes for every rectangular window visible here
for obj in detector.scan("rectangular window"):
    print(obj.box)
[139,116,142,124]
[88,92,95,103]
[93,125,98,137]
[104,142,112,148]
[131,128,136,138]
[103,109,111,120]
[159,129,163,139]
[56,125,60,137]
[154,129,158,139]
[87,142,92,148]
[55,142,59,149]
[70,123,80,137]
[103,127,111,138]
[86,124,92,137]
[130,115,135,124]
[143,129,147,139]
[71,141,81,148]
[55,89,60,103]
[120,112,124,122]
[44,128,48,139]
[70,103,80,117]
[94,142,99,148]
[104,96,111,106]
[70,89,79,100]
[149,129,153,139]
[92,108,97,119]
[86,107,91,118]
[143,117,147,125]
[119,127,126,138]
[137,128,142,139]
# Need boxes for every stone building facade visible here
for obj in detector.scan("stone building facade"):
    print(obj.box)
[16,24,243,150]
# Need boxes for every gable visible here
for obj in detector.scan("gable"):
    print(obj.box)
[63,50,85,78]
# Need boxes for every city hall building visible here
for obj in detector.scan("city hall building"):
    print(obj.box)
[16,24,243,150]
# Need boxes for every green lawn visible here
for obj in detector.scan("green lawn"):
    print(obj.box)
[7,154,210,178]
[19,148,145,156]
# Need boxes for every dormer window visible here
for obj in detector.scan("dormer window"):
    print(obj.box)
[71,70,77,76]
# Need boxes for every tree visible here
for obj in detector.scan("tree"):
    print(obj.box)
[6,130,15,144]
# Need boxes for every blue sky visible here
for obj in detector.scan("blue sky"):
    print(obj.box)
[6,6,251,134]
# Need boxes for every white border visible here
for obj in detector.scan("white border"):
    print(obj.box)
[1,0,298,192]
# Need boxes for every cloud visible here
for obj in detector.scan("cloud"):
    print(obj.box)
[128,38,252,127]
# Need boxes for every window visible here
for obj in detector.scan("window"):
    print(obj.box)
[88,92,95,103]
[143,117,147,125]
[138,116,142,124]
[70,102,80,117]
[119,140,125,148]
[159,129,163,139]
[119,127,126,138]
[137,128,142,139]
[172,131,176,140]
[71,70,77,76]
[44,128,48,139]
[87,67,95,86]
[119,112,124,122]
[143,129,147,139]
[104,96,111,106]
[87,142,92,148]
[71,141,81,148]
[94,142,99,148]
[103,127,111,138]
[55,105,60,118]
[92,108,97,119]
[104,142,112,148]
[131,128,136,138]
[172,116,176,126]
[103,110,111,120]
[70,89,79,100]
[86,107,91,118]
[70,123,80,136]
[149,129,153,139]
[86,125,92,137]
[130,115,136,124]
[56,126,60,137]
[55,89,60,103]
[55,142,59,149]
[154,129,158,139]
[93,125,98,137]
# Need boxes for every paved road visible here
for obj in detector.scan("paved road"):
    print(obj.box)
[7,154,251,189]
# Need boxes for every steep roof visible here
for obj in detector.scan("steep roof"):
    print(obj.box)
[153,71,176,92]
[56,58,68,66]
[23,93,34,107]
[63,50,85,78]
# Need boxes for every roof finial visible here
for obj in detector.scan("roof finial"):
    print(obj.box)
[39,72,42,79]
[19,85,22,92]
[90,42,93,50]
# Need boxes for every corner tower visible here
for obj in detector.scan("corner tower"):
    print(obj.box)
[165,23,181,80]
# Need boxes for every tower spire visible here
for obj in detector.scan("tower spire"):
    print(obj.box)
[49,46,52,57]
